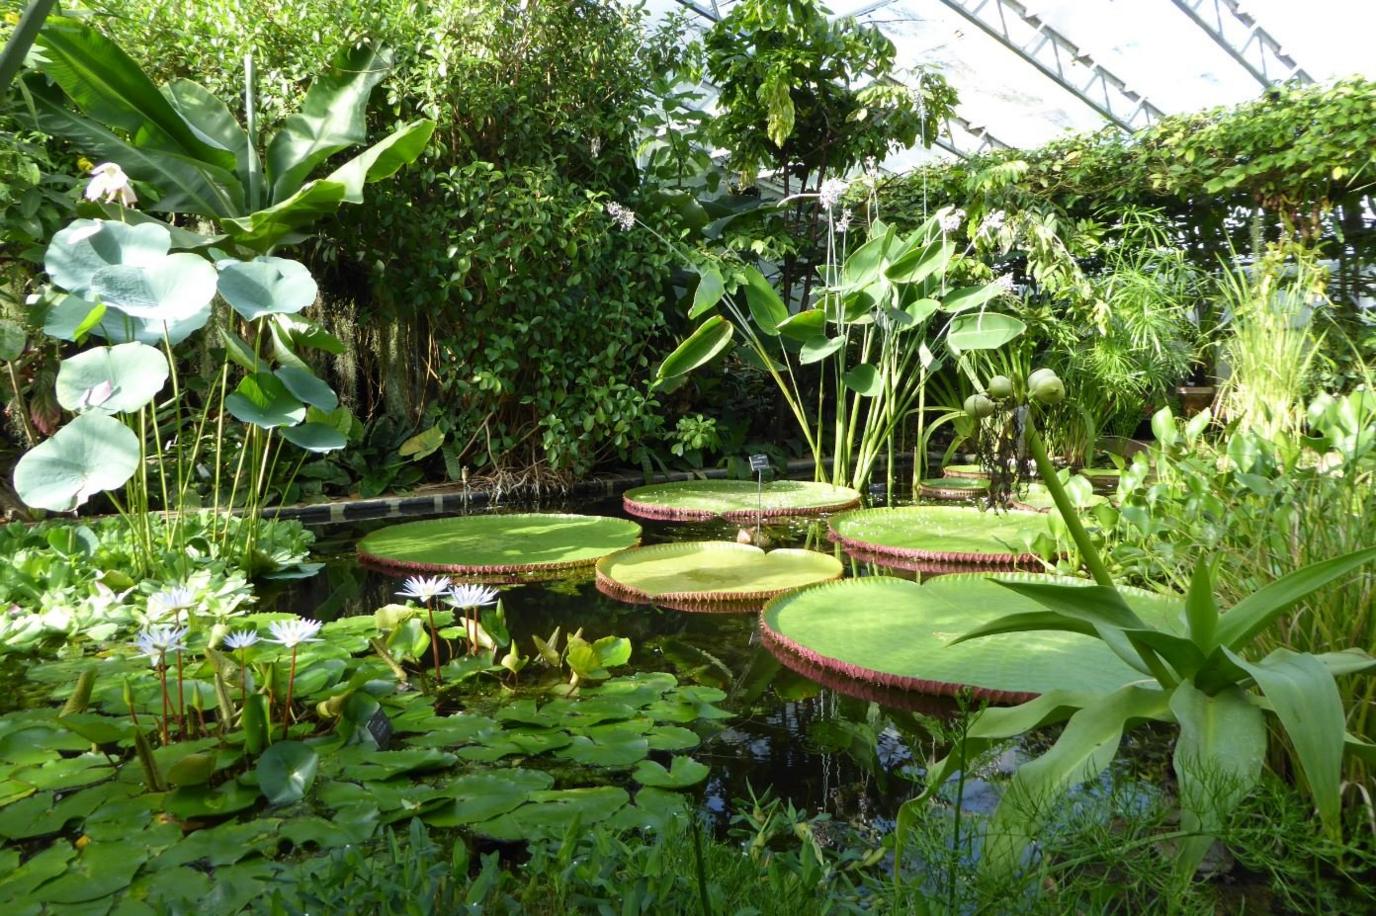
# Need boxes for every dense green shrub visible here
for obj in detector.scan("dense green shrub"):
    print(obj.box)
[73,0,678,479]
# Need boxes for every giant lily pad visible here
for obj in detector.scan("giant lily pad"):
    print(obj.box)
[940,463,986,479]
[829,506,1047,566]
[622,479,860,521]
[760,574,1184,703]
[918,477,989,500]
[357,513,642,578]
[596,541,842,611]
[13,413,141,512]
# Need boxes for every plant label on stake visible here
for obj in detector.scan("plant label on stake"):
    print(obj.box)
[749,454,770,535]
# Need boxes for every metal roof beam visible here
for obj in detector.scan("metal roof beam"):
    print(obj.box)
[1168,0,1312,88]
[934,0,1165,132]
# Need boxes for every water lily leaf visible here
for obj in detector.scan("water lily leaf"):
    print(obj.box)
[256,741,319,806]
[423,769,553,827]
[274,365,338,411]
[332,747,456,781]
[0,842,74,904]
[45,219,171,297]
[632,756,709,788]
[225,371,306,428]
[471,786,629,841]
[556,729,650,767]
[357,513,640,577]
[622,480,859,521]
[55,341,169,414]
[279,815,373,850]
[167,752,219,788]
[165,780,260,820]
[13,413,141,512]
[91,252,218,322]
[761,574,1184,701]
[280,422,348,453]
[56,713,135,746]
[154,819,282,869]
[217,256,318,320]
[596,542,842,608]
[829,506,1047,566]
[647,722,705,750]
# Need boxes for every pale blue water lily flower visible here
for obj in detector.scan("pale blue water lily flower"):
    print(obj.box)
[266,617,324,649]
[397,575,453,603]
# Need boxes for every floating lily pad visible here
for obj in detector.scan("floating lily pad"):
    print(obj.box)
[357,513,641,578]
[940,463,986,479]
[918,477,989,500]
[596,542,843,611]
[1079,467,1123,489]
[761,574,1184,703]
[471,786,630,841]
[829,506,1047,566]
[622,479,860,521]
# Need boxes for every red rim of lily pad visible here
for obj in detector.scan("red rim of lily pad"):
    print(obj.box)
[827,507,1045,567]
[594,541,844,609]
[918,478,990,501]
[839,545,1046,577]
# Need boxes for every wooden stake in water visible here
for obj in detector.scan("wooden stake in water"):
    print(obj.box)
[749,453,770,539]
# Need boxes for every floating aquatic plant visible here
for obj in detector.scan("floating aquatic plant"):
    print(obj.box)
[596,542,842,611]
[621,479,860,521]
[828,505,1048,566]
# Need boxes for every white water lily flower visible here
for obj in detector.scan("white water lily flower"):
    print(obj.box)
[84,162,137,207]
[148,585,196,619]
[396,575,453,603]
[87,580,133,616]
[266,617,323,649]
[605,201,635,231]
[445,584,500,609]
[135,623,188,662]
[224,629,259,650]
[817,178,848,211]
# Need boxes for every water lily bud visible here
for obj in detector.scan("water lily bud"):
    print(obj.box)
[1027,367,1057,390]
[963,394,996,418]
[1030,372,1065,405]
[987,375,1013,399]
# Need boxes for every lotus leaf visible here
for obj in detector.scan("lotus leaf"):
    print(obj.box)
[829,506,1048,566]
[13,413,141,512]
[622,479,860,520]
[356,513,641,577]
[596,541,842,609]
[94,298,213,347]
[275,365,338,411]
[54,341,169,415]
[44,219,171,296]
[471,786,630,841]
[761,574,1185,702]
[217,256,319,320]
[91,251,218,323]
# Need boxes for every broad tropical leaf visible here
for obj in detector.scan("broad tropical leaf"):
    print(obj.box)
[741,266,787,335]
[1215,546,1376,649]
[656,316,733,380]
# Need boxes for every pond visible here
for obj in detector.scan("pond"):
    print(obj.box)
[262,488,973,833]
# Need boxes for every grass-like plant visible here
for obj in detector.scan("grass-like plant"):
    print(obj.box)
[898,369,1376,881]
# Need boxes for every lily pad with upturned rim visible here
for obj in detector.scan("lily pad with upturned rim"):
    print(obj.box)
[357,513,642,578]
[940,463,986,479]
[829,506,1047,566]
[622,479,861,521]
[596,541,843,610]
[918,477,989,500]
[760,574,1184,703]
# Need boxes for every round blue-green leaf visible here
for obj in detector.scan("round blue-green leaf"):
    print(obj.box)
[225,372,306,429]
[45,219,171,297]
[280,422,347,453]
[55,342,169,414]
[217,256,318,320]
[42,294,106,342]
[13,413,140,511]
[90,252,218,322]
[257,740,318,806]
[93,303,212,347]
[274,365,337,411]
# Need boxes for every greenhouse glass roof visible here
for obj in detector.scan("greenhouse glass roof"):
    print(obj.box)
[645,0,1376,171]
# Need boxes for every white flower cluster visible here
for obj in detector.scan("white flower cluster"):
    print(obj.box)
[834,208,853,234]
[817,178,849,211]
[978,209,1007,237]
[605,201,636,231]
[995,273,1016,293]
[937,207,966,234]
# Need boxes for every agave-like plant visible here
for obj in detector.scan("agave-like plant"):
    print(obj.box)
[21,17,435,253]
[899,369,1376,880]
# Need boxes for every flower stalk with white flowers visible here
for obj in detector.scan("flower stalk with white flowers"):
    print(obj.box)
[267,618,322,736]
[444,584,499,658]
[224,629,259,706]
[135,624,187,744]
[397,576,452,681]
